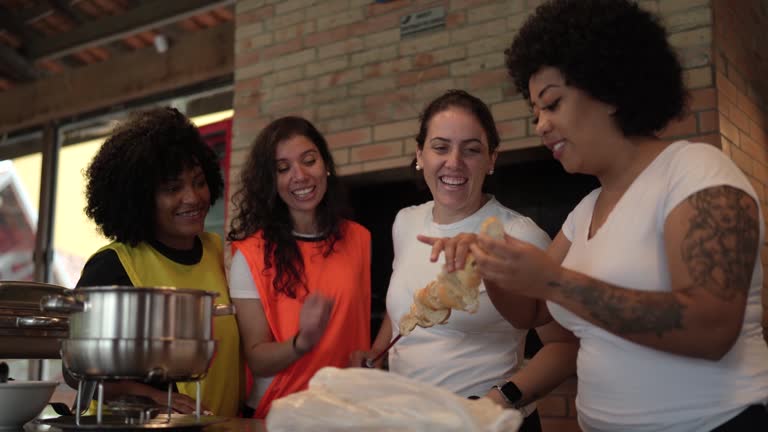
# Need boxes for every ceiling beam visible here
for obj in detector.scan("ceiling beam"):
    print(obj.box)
[47,0,88,25]
[26,0,235,61]
[0,22,234,135]
[0,42,38,81]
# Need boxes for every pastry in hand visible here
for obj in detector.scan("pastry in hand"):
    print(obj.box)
[398,217,505,336]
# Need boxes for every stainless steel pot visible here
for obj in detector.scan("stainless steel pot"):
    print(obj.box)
[60,339,216,381]
[40,286,233,381]
[0,281,70,359]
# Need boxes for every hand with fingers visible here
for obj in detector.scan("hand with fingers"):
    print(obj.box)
[147,388,209,415]
[295,292,334,354]
[417,232,478,273]
[471,233,563,300]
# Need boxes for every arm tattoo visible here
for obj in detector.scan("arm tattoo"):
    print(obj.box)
[548,280,685,336]
[547,186,758,336]
[682,186,758,301]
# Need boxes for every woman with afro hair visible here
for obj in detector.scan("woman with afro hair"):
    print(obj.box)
[76,107,243,417]
[227,116,370,418]
[433,0,768,431]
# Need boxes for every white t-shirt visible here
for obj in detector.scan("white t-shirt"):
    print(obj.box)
[229,249,274,408]
[387,196,551,398]
[548,141,768,432]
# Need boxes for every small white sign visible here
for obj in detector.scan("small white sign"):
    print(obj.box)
[400,7,445,37]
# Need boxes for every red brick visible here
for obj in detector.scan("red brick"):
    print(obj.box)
[368,0,411,16]
[689,87,717,111]
[698,110,718,133]
[234,76,261,92]
[349,13,399,36]
[304,26,350,47]
[363,58,411,78]
[234,104,261,119]
[268,95,305,114]
[446,11,467,28]
[719,114,740,144]
[235,50,260,69]
[661,113,697,138]
[326,127,373,149]
[364,91,412,108]
[414,53,435,68]
[261,38,302,61]
[374,119,419,141]
[397,66,450,87]
[237,5,275,26]
[731,145,754,175]
[469,68,509,89]
[316,68,363,88]
[350,140,403,162]
[496,119,526,139]
[449,0,497,8]
[717,71,741,105]
[729,105,753,136]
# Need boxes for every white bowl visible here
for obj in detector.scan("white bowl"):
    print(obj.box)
[0,380,58,430]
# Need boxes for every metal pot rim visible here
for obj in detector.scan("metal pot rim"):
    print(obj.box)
[74,285,219,297]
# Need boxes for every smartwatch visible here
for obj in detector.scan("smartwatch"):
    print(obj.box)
[492,381,523,407]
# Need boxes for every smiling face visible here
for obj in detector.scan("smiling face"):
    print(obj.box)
[154,164,210,250]
[416,107,497,224]
[275,134,328,231]
[529,66,621,175]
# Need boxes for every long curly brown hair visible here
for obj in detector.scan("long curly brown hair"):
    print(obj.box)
[227,117,348,299]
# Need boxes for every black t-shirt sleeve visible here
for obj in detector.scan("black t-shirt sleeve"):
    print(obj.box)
[76,249,133,287]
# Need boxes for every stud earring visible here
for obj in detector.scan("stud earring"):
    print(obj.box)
[488,169,494,175]
[326,171,331,176]
[415,163,422,171]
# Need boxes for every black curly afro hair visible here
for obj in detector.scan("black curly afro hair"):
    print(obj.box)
[84,107,224,246]
[505,0,688,137]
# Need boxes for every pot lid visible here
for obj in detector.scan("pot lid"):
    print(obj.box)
[0,281,71,312]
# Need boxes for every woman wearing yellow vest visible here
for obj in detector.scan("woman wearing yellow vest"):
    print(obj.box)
[227,116,371,419]
[75,107,243,417]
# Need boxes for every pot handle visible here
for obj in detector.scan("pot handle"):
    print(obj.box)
[17,316,68,329]
[213,303,236,316]
[40,295,85,313]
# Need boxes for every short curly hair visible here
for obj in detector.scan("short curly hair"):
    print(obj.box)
[505,0,688,136]
[84,107,224,245]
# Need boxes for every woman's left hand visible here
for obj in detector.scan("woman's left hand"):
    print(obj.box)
[471,234,563,300]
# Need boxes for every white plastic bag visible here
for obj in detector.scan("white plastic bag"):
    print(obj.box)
[266,367,523,432]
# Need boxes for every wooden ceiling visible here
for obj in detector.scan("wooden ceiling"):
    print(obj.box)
[0,0,235,92]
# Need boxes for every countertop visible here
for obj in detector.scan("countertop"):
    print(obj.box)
[18,417,266,431]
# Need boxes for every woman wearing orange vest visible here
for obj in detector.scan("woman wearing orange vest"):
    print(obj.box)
[228,116,371,419]
[75,107,243,417]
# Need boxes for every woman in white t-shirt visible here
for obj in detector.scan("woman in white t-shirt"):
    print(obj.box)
[434,1,768,431]
[354,90,579,432]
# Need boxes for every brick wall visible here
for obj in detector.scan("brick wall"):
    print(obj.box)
[711,0,768,344]
[231,0,764,430]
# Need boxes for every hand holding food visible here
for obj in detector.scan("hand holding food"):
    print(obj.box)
[399,217,505,335]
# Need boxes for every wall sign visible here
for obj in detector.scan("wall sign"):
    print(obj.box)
[400,7,445,38]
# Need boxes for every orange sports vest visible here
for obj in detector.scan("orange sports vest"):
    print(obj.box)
[232,220,371,418]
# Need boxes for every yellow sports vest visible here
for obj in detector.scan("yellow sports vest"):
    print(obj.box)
[100,233,243,417]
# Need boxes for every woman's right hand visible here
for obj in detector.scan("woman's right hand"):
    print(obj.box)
[417,233,478,272]
[295,293,334,353]
[348,350,385,368]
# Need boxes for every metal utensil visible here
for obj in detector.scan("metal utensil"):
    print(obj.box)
[363,334,402,368]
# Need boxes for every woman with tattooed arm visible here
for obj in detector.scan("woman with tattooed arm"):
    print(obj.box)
[424,1,768,431]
